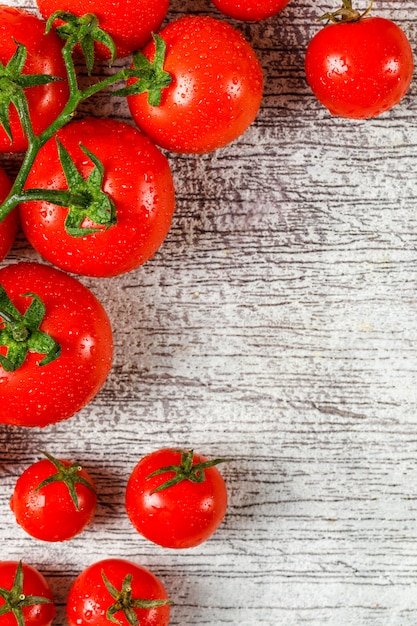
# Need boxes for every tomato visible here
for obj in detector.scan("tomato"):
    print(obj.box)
[305,12,414,119]
[125,448,228,549]
[66,559,170,626]
[125,15,263,154]
[36,0,170,59]
[211,0,291,21]
[0,166,18,262]
[19,118,176,278]
[10,451,97,542]
[0,560,55,626]
[0,5,69,152]
[0,261,113,427]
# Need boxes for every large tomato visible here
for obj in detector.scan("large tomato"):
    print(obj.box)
[0,561,55,626]
[125,15,264,153]
[0,261,113,427]
[0,166,18,262]
[36,0,170,59]
[10,451,97,542]
[125,448,228,549]
[211,0,291,21]
[0,5,69,152]
[305,12,414,119]
[19,118,176,278]
[66,559,170,626]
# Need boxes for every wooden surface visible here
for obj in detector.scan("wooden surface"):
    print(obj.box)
[1,0,417,624]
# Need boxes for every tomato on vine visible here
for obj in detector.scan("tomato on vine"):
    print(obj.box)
[0,5,69,153]
[0,560,55,626]
[211,0,291,21]
[121,16,264,154]
[66,559,170,626]
[36,0,170,60]
[0,262,113,427]
[19,118,176,277]
[10,451,97,542]
[304,1,414,119]
[125,448,229,549]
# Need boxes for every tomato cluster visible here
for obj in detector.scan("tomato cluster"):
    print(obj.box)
[0,0,415,623]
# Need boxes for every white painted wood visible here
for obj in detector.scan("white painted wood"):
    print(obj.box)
[1,0,417,624]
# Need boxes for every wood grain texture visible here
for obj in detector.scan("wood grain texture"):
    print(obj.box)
[1,0,417,624]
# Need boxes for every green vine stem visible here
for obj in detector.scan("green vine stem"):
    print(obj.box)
[318,0,373,24]
[0,14,133,224]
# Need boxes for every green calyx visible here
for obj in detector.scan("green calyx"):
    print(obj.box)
[102,571,170,626]
[146,449,230,494]
[46,10,116,74]
[0,287,61,372]
[116,34,172,107]
[0,561,52,626]
[35,450,96,511]
[0,42,62,142]
[318,0,373,24]
[23,139,117,237]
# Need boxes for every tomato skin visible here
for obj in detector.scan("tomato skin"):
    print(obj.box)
[0,561,55,626]
[125,448,228,549]
[211,0,290,21]
[19,118,175,278]
[36,0,170,59]
[305,16,414,119]
[10,457,97,542]
[0,166,18,262]
[66,559,170,626]
[0,262,113,427]
[127,15,263,154]
[0,5,69,152]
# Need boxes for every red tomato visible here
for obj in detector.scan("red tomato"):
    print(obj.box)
[36,0,170,59]
[0,261,113,427]
[0,560,55,626]
[19,118,176,277]
[0,5,69,152]
[125,448,228,549]
[0,166,18,262]
[10,451,97,542]
[66,559,170,626]
[305,15,414,119]
[126,15,263,154]
[211,0,290,21]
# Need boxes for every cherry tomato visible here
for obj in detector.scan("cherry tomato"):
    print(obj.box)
[0,5,69,152]
[0,560,55,626]
[19,118,176,278]
[36,0,170,59]
[66,559,170,626]
[305,13,414,119]
[125,448,229,549]
[0,261,113,427]
[0,166,18,262]
[126,15,263,154]
[10,451,97,542]
[211,0,290,21]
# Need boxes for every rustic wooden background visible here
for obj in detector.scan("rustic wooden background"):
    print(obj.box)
[1,0,417,624]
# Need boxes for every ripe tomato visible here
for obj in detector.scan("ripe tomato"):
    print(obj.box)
[125,448,229,549]
[0,261,113,427]
[0,560,55,626]
[305,14,414,119]
[211,0,291,21]
[0,166,18,262]
[36,0,170,59]
[10,451,97,542]
[66,559,170,626]
[19,118,176,278]
[0,5,69,152]
[125,15,263,154]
